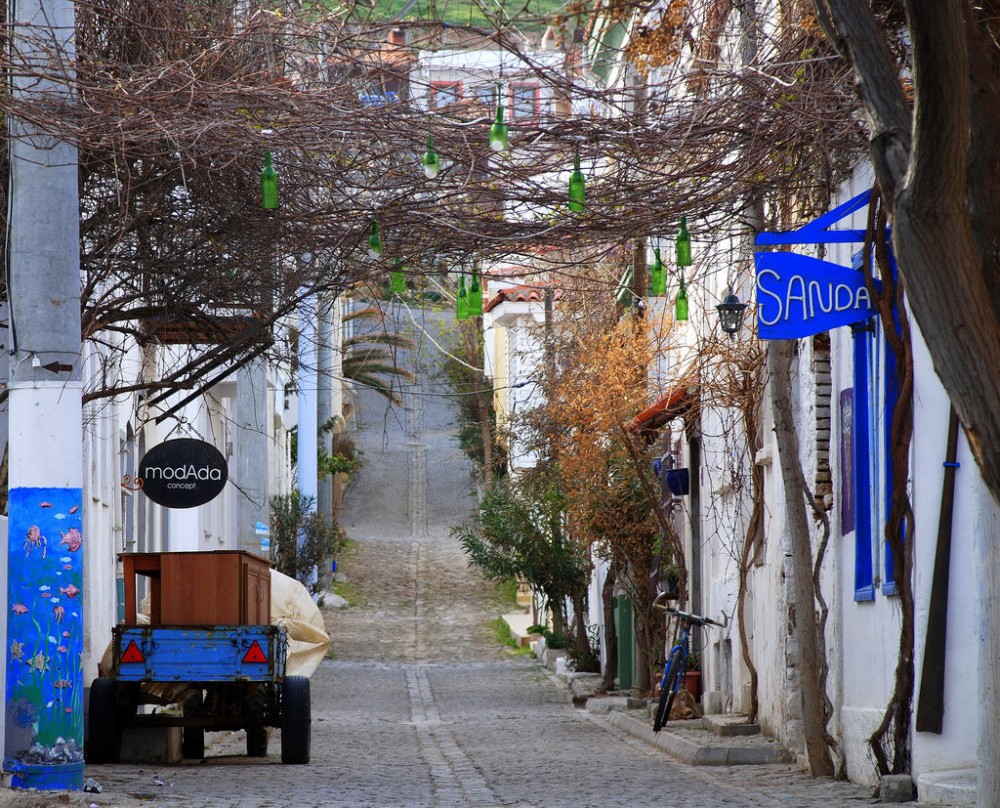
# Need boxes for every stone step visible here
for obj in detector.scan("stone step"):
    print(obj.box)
[703,714,761,737]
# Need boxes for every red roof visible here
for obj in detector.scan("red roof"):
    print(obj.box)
[483,285,562,313]
[627,378,698,435]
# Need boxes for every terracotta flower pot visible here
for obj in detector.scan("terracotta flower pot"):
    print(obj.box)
[681,670,701,702]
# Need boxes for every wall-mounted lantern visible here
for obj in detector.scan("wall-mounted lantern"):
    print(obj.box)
[717,288,748,338]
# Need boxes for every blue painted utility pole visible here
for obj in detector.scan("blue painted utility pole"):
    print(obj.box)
[4,0,85,790]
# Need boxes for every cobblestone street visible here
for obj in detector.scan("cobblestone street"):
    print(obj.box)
[4,306,893,806]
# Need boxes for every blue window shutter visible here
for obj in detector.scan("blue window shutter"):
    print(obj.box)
[853,321,875,601]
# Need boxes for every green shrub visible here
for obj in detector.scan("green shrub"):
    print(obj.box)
[269,490,346,596]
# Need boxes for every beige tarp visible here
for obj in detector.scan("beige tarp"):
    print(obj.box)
[269,569,331,677]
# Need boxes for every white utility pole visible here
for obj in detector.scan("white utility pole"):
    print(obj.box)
[4,0,85,790]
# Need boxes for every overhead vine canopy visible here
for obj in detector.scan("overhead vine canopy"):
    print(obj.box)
[0,0,871,401]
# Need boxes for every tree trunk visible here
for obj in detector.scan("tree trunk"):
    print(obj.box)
[602,561,619,690]
[768,340,834,777]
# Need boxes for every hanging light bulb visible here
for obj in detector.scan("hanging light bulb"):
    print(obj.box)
[368,220,382,258]
[568,149,585,212]
[260,151,278,210]
[456,275,469,320]
[391,259,406,294]
[489,105,509,152]
[651,247,666,297]
[676,215,692,267]
[468,269,483,316]
[422,135,440,179]
[675,274,689,321]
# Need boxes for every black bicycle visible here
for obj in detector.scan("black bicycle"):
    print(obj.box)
[652,593,726,732]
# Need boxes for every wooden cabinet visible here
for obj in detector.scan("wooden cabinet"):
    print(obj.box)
[120,551,272,626]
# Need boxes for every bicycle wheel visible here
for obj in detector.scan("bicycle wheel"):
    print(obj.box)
[653,648,684,732]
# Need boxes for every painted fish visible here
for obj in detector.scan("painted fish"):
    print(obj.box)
[39,502,52,508]
[11,604,28,615]
[39,585,50,592]
[59,584,80,599]
[10,640,23,660]
[68,505,79,514]
[53,679,72,689]
[40,593,51,599]
[57,646,67,654]
[59,529,82,552]
[61,631,70,638]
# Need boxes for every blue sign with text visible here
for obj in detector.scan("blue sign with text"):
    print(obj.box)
[755,251,877,339]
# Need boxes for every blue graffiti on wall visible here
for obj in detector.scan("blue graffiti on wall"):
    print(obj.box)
[5,487,85,789]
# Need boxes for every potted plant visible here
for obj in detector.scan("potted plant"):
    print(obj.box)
[681,653,702,702]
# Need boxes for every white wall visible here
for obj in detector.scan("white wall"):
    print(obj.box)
[824,169,980,785]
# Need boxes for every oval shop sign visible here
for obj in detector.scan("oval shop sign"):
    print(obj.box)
[138,439,228,509]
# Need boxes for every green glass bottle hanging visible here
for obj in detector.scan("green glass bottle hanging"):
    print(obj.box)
[260,151,278,210]
[676,215,691,267]
[651,247,666,296]
[368,220,382,258]
[456,275,469,320]
[391,260,406,294]
[568,150,585,212]
[675,274,689,321]
[489,105,509,152]
[468,270,482,316]
[422,135,440,179]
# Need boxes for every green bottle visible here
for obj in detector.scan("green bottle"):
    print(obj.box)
[368,220,382,258]
[260,152,278,210]
[469,270,483,316]
[456,276,469,320]
[651,247,666,296]
[568,151,585,212]
[489,106,509,152]
[391,260,406,294]
[675,275,689,321]
[676,215,691,267]
[422,135,440,179]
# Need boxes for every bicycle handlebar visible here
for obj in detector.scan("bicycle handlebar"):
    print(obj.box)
[666,606,726,628]
[653,594,727,628]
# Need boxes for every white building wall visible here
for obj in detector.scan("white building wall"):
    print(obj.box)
[822,168,981,786]
[76,334,295,683]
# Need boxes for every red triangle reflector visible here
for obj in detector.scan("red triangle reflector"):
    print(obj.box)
[120,640,144,664]
[242,640,267,664]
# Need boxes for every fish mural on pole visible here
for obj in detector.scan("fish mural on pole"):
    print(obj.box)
[5,488,84,788]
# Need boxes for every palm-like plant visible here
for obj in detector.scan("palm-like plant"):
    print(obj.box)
[342,305,415,405]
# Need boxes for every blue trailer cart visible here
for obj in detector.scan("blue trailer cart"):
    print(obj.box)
[87,551,311,764]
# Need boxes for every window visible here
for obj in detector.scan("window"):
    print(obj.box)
[851,319,875,601]
[430,81,462,108]
[849,250,902,601]
[474,84,496,109]
[509,82,540,120]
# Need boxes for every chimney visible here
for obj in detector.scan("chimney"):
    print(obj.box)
[389,28,407,47]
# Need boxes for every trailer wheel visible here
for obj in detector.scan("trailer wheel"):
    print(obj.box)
[87,677,120,763]
[280,676,310,764]
[181,690,205,760]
